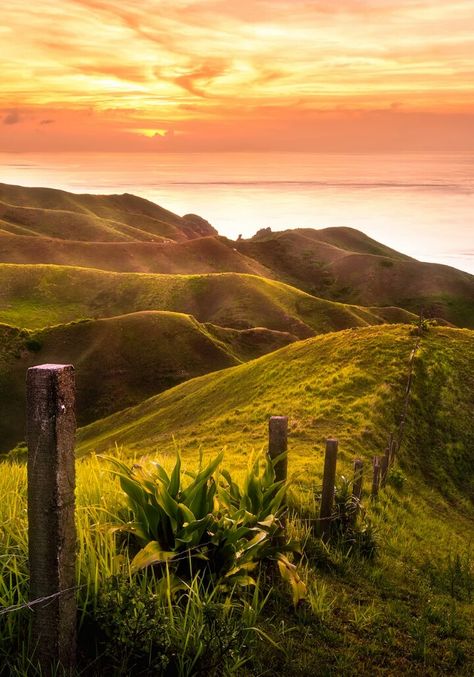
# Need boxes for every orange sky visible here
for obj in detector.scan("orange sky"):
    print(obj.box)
[1,0,473,151]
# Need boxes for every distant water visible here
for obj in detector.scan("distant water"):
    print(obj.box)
[1,151,473,274]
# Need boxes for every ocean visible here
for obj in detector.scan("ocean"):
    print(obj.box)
[1,151,473,274]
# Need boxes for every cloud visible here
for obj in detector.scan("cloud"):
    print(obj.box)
[1,0,473,151]
[172,61,229,97]
[3,109,22,125]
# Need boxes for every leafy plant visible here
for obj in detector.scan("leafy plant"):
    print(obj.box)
[387,466,406,490]
[94,570,272,676]
[103,450,306,604]
[312,475,378,559]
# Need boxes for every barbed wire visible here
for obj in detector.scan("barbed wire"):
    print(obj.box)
[0,585,84,617]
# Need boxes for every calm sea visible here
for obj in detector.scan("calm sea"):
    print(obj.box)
[1,151,473,274]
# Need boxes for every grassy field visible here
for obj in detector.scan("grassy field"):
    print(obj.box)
[1,324,473,675]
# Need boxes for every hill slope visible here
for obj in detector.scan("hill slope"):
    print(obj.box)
[234,228,474,327]
[0,182,217,242]
[0,312,243,452]
[0,264,415,333]
[76,325,474,501]
[0,233,274,276]
[1,183,472,328]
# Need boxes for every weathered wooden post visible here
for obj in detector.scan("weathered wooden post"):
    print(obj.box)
[27,364,77,674]
[380,447,390,487]
[389,436,397,466]
[319,438,338,540]
[351,458,363,522]
[371,456,381,498]
[268,416,288,483]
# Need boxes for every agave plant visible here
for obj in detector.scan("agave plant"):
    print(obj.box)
[218,451,287,520]
[102,450,306,604]
[103,451,222,571]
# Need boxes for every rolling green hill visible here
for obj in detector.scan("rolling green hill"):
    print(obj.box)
[1,183,472,329]
[0,264,415,334]
[75,324,474,501]
[0,312,237,452]
[0,233,274,276]
[0,182,217,242]
[234,228,474,327]
[0,312,301,453]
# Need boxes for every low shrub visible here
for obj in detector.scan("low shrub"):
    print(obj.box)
[103,450,306,604]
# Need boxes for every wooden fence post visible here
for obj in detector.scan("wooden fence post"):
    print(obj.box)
[27,364,77,674]
[371,456,381,498]
[268,416,288,483]
[389,436,397,466]
[319,438,338,540]
[351,458,363,522]
[380,448,390,487]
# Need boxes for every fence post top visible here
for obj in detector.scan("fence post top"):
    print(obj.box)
[269,415,288,422]
[28,364,74,373]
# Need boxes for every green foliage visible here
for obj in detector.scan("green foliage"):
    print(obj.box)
[425,550,473,602]
[313,474,378,560]
[94,575,172,674]
[387,466,407,490]
[103,451,306,603]
[92,569,271,676]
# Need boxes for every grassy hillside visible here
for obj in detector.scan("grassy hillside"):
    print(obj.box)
[3,325,474,674]
[0,182,217,242]
[1,183,472,329]
[0,233,274,276]
[0,312,301,453]
[0,264,415,334]
[0,311,240,452]
[71,323,473,673]
[235,228,474,328]
[75,325,474,498]
[329,253,474,327]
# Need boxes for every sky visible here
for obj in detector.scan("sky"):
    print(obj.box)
[1,0,474,152]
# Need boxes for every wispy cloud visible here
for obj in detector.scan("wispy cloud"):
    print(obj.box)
[3,109,22,125]
[0,0,473,150]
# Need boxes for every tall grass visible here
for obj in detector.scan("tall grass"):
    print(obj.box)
[1,446,473,675]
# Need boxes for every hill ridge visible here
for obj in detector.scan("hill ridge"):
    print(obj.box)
[0,182,472,328]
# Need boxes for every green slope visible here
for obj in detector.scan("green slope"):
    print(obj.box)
[76,325,474,500]
[0,233,275,276]
[0,311,304,453]
[0,182,217,242]
[0,312,240,452]
[235,228,474,328]
[0,264,416,333]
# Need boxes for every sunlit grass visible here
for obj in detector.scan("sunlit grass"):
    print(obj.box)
[1,324,473,673]
[1,442,473,675]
